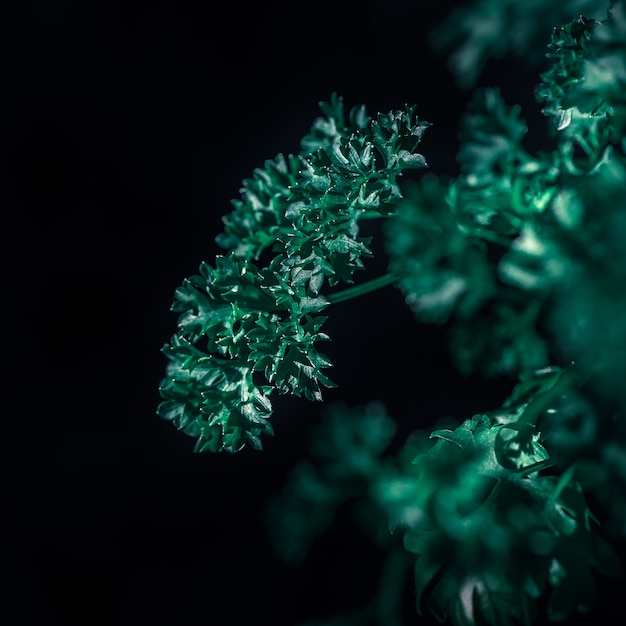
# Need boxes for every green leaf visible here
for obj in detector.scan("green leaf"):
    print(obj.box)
[535,6,626,172]
[535,15,597,131]
[372,394,622,626]
[158,335,275,453]
[452,87,558,237]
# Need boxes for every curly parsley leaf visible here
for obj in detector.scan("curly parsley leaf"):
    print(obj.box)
[536,5,626,172]
[159,95,430,452]
[158,335,275,453]
[376,410,620,626]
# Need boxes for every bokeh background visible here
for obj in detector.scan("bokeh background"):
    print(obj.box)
[9,1,623,624]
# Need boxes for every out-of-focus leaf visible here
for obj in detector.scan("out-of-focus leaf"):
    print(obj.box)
[430,0,609,88]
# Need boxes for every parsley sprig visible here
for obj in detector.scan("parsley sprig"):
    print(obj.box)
[158,94,430,452]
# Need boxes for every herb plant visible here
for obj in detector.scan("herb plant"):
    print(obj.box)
[158,1,626,624]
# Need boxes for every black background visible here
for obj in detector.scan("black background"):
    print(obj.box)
[8,1,624,624]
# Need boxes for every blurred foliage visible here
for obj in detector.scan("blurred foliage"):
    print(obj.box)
[430,0,613,88]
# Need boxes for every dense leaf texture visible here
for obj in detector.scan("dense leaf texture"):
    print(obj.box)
[159,94,430,452]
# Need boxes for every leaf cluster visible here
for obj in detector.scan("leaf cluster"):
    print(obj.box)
[158,94,430,452]
[378,406,621,626]
[269,367,623,626]
[386,3,626,383]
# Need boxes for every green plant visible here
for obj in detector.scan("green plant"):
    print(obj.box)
[158,1,626,624]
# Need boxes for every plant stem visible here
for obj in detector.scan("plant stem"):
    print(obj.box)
[520,365,578,427]
[516,458,557,477]
[552,462,578,501]
[456,221,513,247]
[376,545,412,626]
[326,272,400,305]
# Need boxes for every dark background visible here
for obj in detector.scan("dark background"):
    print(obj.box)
[8,1,624,624]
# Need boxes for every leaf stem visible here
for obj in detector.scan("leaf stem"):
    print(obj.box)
[327,272,400,305]
[458,224,513,248]
[376,545,412,626]
[516,458,557,477]
[552,462,578,501]
[520,364,578,427]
